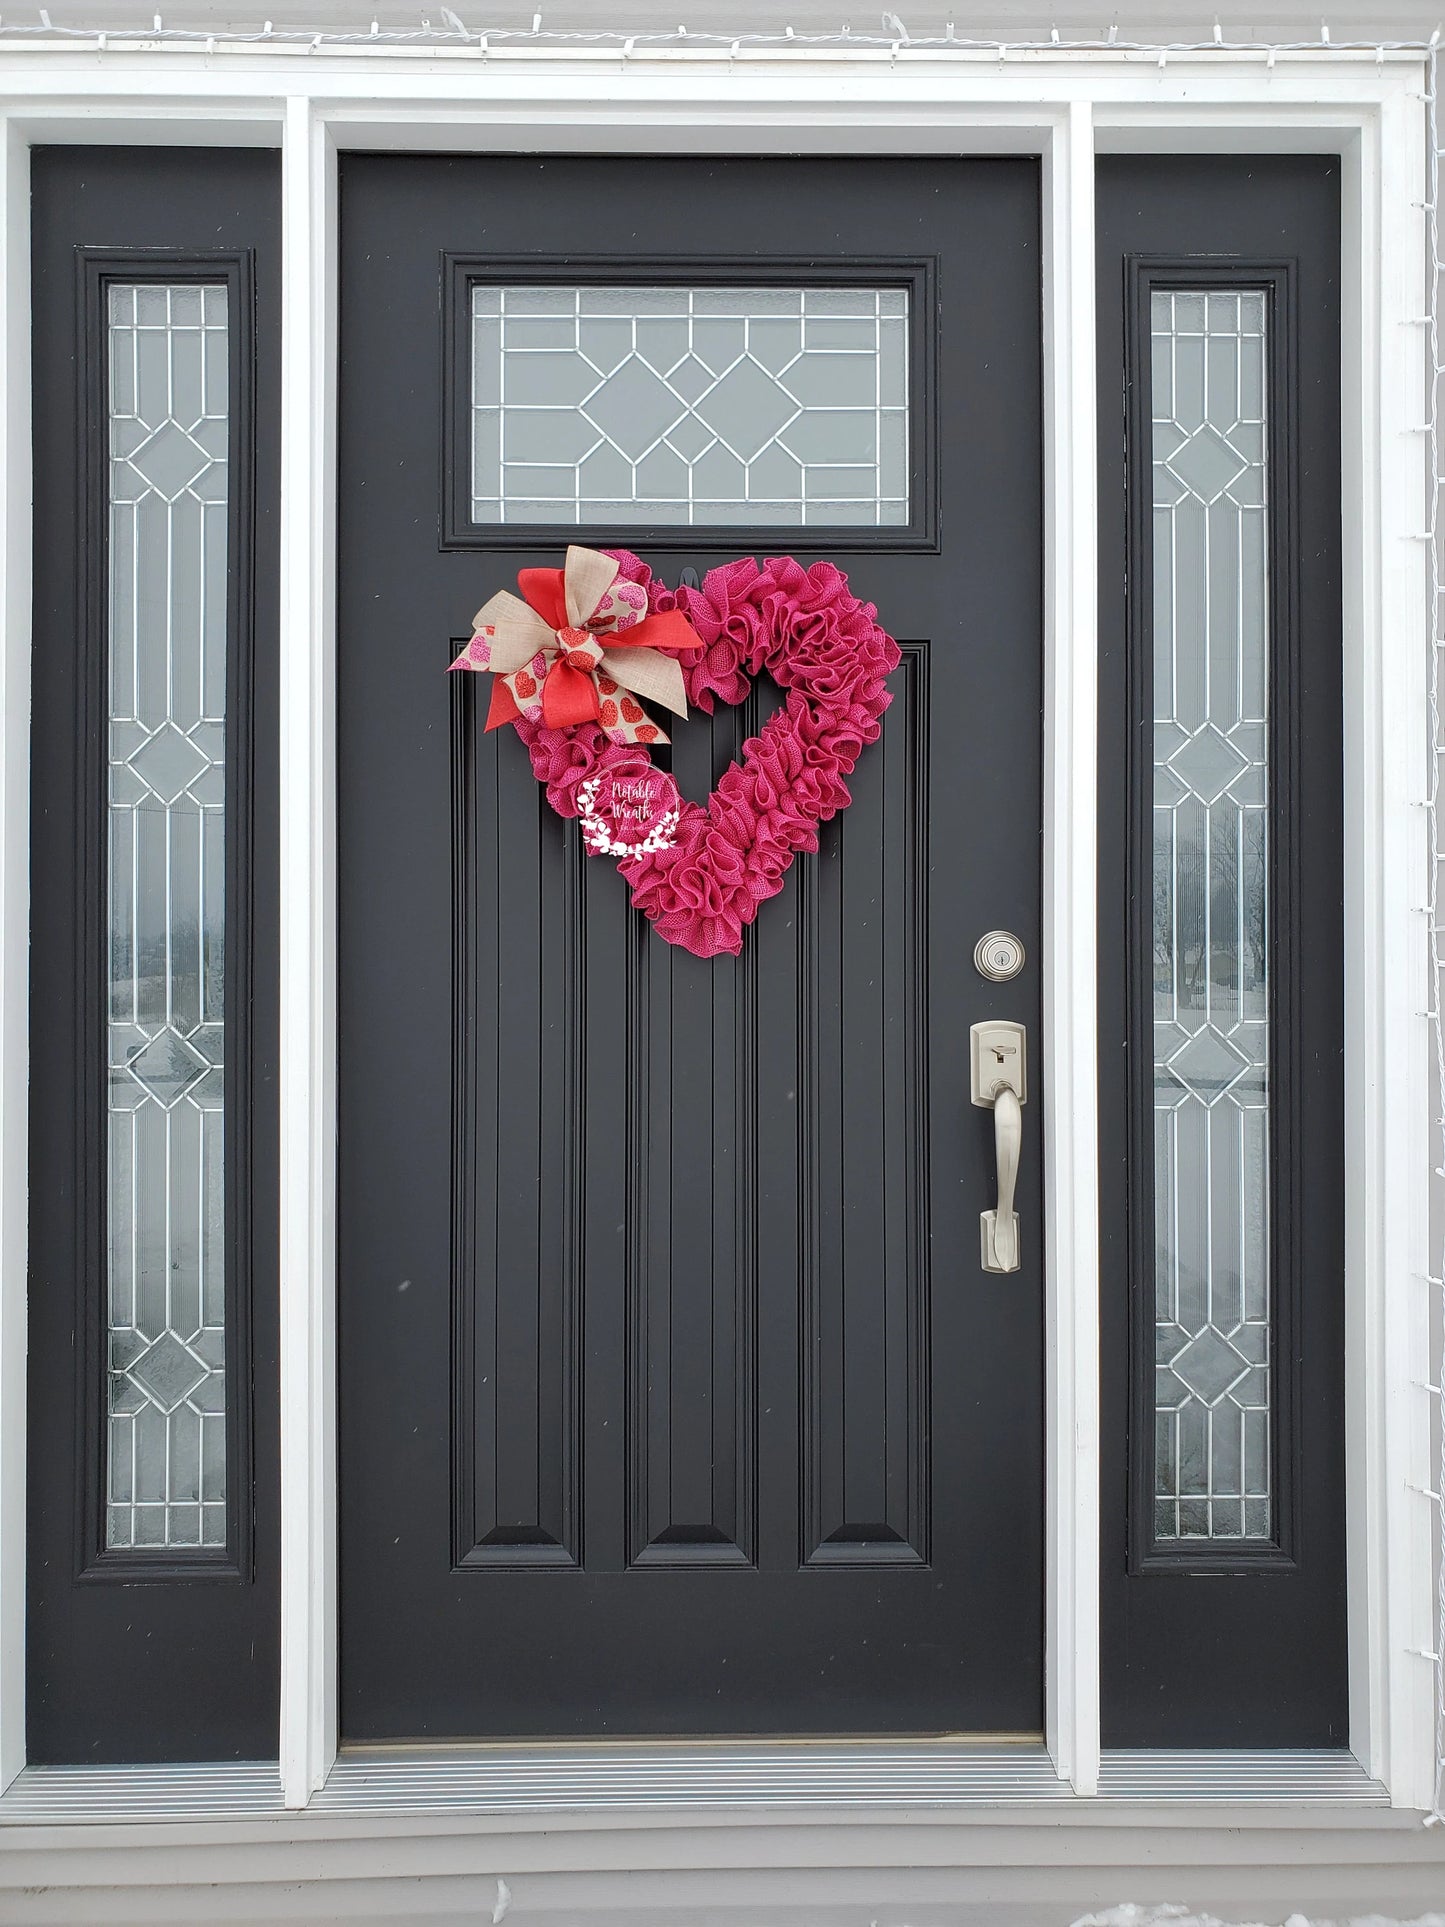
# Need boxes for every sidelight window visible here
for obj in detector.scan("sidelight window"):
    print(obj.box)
[105,282,233,1551]
[1147,288,1273,1545]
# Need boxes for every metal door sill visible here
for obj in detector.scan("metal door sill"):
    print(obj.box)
[1096,1748,1389,1804]
[313,1740,1074,1814]
[0,1760,287,1823]
[0,1744,1388,1825]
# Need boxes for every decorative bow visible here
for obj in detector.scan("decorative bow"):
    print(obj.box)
[449,545,695,746]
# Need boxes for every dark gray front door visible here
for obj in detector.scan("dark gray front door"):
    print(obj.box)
[337,154,1044,1739]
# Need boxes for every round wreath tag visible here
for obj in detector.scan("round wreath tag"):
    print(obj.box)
[450,544,901,959]
[577,768,682,857]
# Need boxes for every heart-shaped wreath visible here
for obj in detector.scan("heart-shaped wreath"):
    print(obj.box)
[450,545,901,959]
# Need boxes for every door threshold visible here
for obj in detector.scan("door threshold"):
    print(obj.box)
[1096,1748,1389,1804]
[0,1746,1387,1825]
[314,1738,1072,1814]
[315,1742,1387,1815]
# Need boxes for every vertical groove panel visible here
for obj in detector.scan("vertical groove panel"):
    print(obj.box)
[628,699,760,1568]
[803,645,929,1566]
[453,686,581,1566]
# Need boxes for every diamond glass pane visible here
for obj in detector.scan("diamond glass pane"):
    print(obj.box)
[470,285,909,526]
[1150,288,1272,1544]
[105,282,229,1552]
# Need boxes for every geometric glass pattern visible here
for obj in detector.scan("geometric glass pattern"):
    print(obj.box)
[1150,288,1272,1542]
[470,284,909,526]
[105,282,229,1550]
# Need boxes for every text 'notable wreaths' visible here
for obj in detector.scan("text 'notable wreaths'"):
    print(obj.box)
[450,544,902,959]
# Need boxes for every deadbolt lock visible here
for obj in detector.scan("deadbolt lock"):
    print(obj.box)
[973,929,1026,983]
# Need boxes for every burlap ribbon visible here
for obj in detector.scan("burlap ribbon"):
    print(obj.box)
[449,544,694,745]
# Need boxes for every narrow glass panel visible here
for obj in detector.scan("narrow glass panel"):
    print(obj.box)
[1150,287,1271,1544]
[105,283,229,1552]
[470,284,909,526]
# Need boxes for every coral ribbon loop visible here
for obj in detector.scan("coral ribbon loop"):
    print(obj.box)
[617,608,705,661]
[515,567,568,631]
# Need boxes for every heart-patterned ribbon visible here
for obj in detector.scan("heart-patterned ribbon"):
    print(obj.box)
[449,544,695,745]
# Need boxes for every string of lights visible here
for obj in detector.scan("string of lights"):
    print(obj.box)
[0,13,1438,54]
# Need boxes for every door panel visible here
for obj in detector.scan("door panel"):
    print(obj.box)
[1096,156,1346,1745]
[338,155,1043,1739]
[28,147,280,1763]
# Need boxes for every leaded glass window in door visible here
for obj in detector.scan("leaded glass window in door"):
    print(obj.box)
[1149,288,1272,1545]
[470,284,909,526]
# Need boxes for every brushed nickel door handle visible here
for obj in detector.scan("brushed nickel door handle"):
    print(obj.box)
[970,1020,1027,1274]
[986,1086,1022,1272]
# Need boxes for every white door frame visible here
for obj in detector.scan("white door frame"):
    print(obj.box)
[0,40,1433,1817]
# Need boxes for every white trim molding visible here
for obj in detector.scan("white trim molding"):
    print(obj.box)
[0,36,1436,1840]
[0,113,31,1801]
[277,95,339,1812]
[1041,95,1101,1798]
[1340,76,1438,1816]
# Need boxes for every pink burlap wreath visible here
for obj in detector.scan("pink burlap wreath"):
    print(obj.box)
[504,549,902,959]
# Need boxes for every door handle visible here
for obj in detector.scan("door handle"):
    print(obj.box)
[986,1087,1022,1272]
[970,1021,1027,1274]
